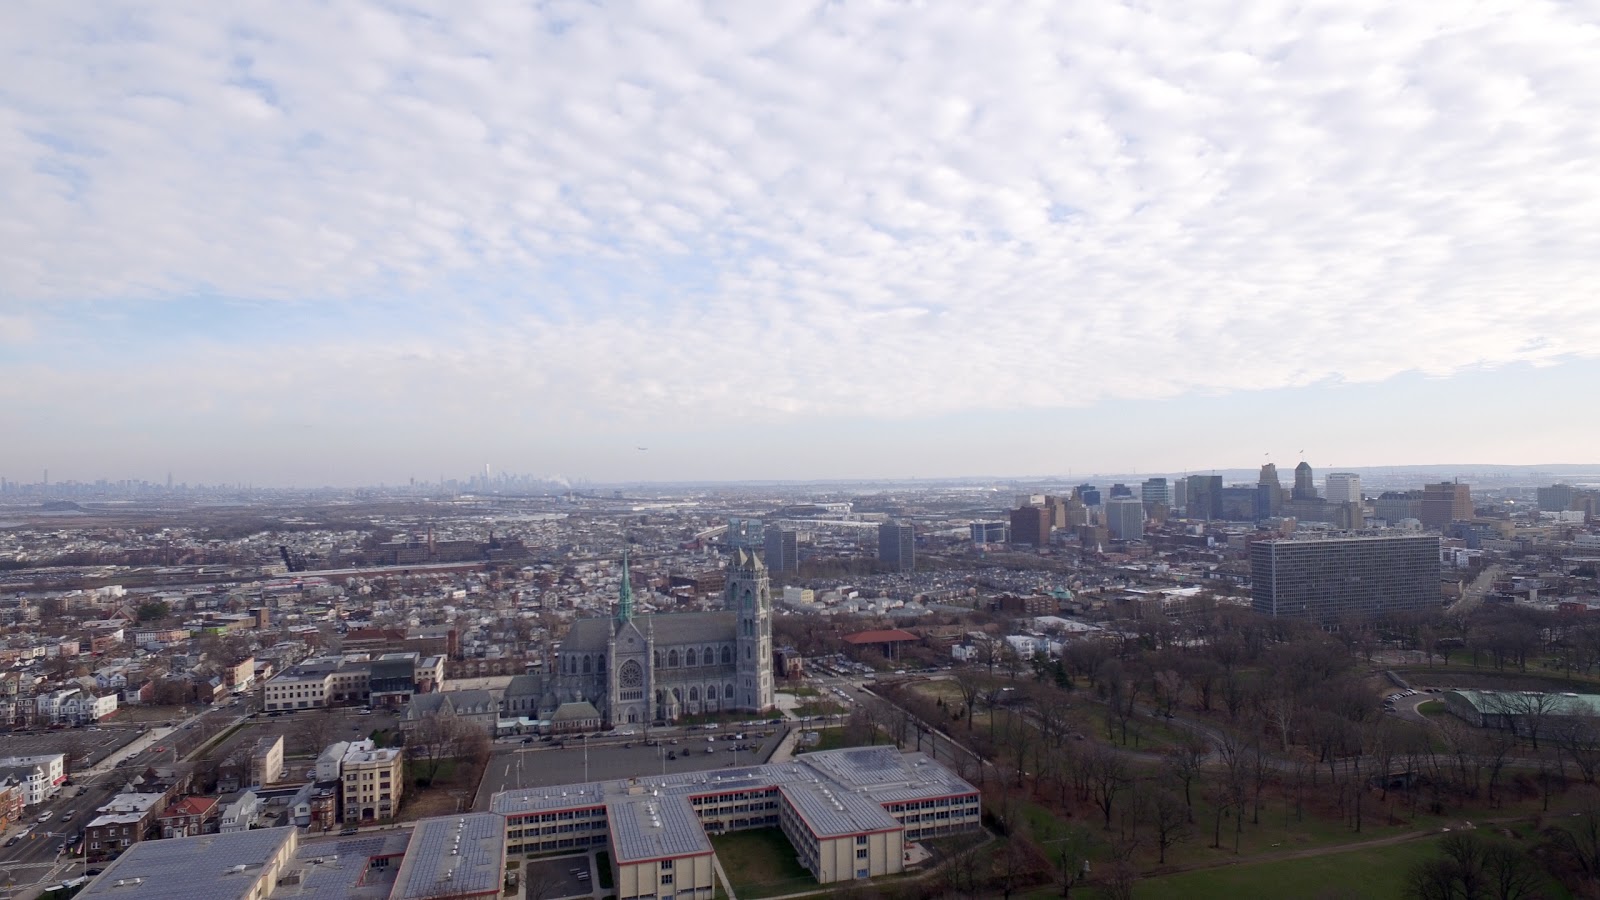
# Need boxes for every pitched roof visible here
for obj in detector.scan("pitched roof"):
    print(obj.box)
[842,628,919,644]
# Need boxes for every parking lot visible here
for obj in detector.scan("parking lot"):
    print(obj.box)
[522,853,594,898]
[0,725,143,770]
[475,727,789,809]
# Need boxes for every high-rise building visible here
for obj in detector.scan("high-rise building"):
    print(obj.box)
[1172,478,1187,510]
[1373,490,1423,524]
[1538,483,1577,512]
[1420,482,1473,530]
[1140,477,1172,509]
[1250,534,1441,621]
[969,522,1008,544]
[1104,497,1145,540]
[877,521,915,573]
[1009,506,1051,547]
[1184,475,1222,520]
[763,526,799,574]
[1324,473,1362,504]
[726,517,764,550]
[1109,483,1134,499]
[1074,484,1101,506]
[1292,462,1318,501]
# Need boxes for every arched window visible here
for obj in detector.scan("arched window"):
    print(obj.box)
[745,646,752,659]
[725,683,735,700]
[656,690,664,705]
[707,685,717,700]
[685,649,696,666]
[689,687,699,702]
[668,649,679,667]
[654,651,662,667]
[672,687,682,701]
[582,656,592,674]
[721,647,732,665]
[703,646,714,666]
[598,654,605,672]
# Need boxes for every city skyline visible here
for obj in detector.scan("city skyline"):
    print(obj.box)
[5,3,1600,485]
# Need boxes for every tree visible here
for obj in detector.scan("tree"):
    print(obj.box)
[1085,743,1131,830]
[293,709,340,756]
[1144,786,1192,864]
[1161,736,1208,821]
[954,669,985,734]
[136,600,171,623]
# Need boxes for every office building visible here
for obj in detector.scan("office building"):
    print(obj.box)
[1184,475,1222,520]
[1250,534,1441,621]
[969,521,1008,544]
[726,517,765,550]
[1009,506,1051,547]
[764,525,799,575]
[1257,464,1284,518]
[1104,497,1145,540]
[1374,490,1423,524]
[1538,483,1577,513]
[1109,483,1134,499]
[1074,483,1101,506]
[1292,462,1318,501]
[1420,482,1473,530]
[877,521,915,573]
[1140,477,1172,509]
[1324,472,1361,504]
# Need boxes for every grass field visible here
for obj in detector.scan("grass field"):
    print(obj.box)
[1131,834,1444,899]
[711,828,816,899]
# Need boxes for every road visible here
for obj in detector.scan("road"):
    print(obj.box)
[0,696,258,898]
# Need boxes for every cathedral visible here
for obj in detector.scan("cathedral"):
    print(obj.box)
[504,549,775,728]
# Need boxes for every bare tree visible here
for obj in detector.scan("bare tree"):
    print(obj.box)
[1161,736,1208,822]
[293,710,340,756]
[1086,743,1131,830]
[1144,786,1192,864]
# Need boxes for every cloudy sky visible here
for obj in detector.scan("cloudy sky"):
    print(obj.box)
[4,1,1599,487]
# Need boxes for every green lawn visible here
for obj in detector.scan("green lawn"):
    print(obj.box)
[711,829,816,899]
[1417,699,1446,716]
[1133,834,1444,899]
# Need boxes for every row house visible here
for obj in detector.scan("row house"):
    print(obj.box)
[158,796,220,838]
[0,753,65,805]
[61,692,119,723]
[0,777,22,832]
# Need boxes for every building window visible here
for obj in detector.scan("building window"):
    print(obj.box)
[855,836,867,845]
[857,848,868,859]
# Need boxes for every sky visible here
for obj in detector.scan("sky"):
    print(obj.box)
[3,1,1600,487]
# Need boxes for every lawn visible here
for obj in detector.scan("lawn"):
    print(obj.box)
[803,726,873,752]
[1132,834,1445,899]
[711,828,816,899]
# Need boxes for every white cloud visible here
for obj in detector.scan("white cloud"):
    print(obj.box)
[3,0,1600,478]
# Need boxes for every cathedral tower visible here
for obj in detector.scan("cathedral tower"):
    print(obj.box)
[727,549,774,712]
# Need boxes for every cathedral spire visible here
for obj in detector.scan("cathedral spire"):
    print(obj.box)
[616,549,634,621]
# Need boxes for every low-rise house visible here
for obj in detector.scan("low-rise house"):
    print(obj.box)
[157,795,219,838]
[216,790,261,833]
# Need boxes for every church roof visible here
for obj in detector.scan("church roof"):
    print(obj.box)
[549,700,602,723]
[561,611,737,652]
[642,611,736,645]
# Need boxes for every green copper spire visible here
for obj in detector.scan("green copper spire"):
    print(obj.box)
[617,549,634,621]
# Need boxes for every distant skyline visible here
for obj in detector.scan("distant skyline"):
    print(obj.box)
[5,3,1600,486]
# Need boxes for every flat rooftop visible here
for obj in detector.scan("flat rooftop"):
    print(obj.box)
[76,828,296,900]
[492,747,978,861]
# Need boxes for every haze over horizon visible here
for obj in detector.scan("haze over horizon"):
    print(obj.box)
[5,2,1600,487]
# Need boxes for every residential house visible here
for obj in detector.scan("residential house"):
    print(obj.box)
[158,796,220,838]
